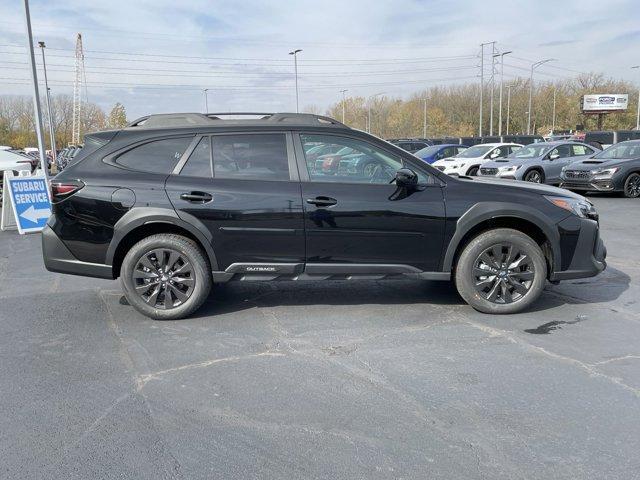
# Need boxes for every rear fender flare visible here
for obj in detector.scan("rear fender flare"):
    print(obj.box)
[106,207,219,270]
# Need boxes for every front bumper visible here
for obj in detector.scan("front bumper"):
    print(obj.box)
[559,180,616,191]
[549,216,607,281]
[42,224,114,279]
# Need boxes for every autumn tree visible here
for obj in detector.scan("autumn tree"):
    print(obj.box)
[106,103,128,129]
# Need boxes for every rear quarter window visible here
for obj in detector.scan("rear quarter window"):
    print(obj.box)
[115,137,192,174]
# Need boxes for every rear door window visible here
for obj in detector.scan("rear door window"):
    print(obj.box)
[571,144,593,156]
[212,133,290,181]
[180,137,212,177]
[116,137,192,173]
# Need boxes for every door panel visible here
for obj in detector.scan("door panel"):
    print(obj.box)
[296,132,446,272]
[165,133,305,270]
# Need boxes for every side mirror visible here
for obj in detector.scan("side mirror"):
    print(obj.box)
[395,168,418,188]
[490,151,500,159]
[549,153,560,160]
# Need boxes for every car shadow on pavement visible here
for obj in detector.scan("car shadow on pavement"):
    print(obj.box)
[177,266,630,319]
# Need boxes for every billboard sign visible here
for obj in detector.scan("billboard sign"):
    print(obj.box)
[582,94,629,112]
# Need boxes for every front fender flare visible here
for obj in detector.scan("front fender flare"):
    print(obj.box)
[442,202,561,273]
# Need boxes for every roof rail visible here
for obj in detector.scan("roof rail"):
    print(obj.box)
[126,112,347,129]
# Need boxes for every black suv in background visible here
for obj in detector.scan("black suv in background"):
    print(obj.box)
[43,113,606,319]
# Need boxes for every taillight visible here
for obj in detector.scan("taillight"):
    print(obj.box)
[51,181,84,202]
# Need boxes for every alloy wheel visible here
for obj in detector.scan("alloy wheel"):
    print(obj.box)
[132,248,195,310]
[625,174,640,198]
[525,171,542,183]
[473,243,535,304]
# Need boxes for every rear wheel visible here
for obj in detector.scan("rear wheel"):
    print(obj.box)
[524,169,544,183]
[623,173,640,198]
[121,234,212,320]
[455,228,547,314]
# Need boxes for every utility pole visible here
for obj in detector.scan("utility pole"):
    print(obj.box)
[551,86,557,134]
[22,0,48,180]
[203,89,210,113]
[496,50,512,136]
[489,43,496,136]
[632,66,640,130]
[423,97,427,138]
[72,33,84,146]
[289,49,302,113]
[479,41,495,137]
[506,84,512,135]
[340,89,348,123]
[38,41,57,174]
[527,58,554,135]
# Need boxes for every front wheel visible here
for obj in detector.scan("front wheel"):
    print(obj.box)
[623,173,640,198]
[466,166,479,176]
[524,169,544,183]
[121,234,212,320]
[455,228,547,314]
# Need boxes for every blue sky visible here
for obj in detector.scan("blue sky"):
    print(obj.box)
[0,0,638,118]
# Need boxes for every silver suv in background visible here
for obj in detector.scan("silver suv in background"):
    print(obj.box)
[478,141,597,184]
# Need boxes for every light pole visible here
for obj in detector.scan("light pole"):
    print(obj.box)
[22,0,48,179]
[38,41,57,173]
[478,41,495,137]
[506,84,512,135]
[495,50,512,136]
[367,92,385,136]
[289,49,302,113]
[551,85,557,134]
[527,58,555,134]
[632,66,640,130]
[423,97,427,138]
[203,89,210,113]
[340,89,348,123]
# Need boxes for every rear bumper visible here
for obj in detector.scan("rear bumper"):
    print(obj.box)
[550,218,607,281]
[41,224,114,279]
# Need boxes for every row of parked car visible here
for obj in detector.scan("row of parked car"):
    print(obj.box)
[388,135,640,198]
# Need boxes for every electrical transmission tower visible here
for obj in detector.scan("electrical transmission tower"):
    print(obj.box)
[71,33,85,145]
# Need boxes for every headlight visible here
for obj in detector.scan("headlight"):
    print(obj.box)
[590,167,620,179]
[544,195,597,220]
[498,165,521,173]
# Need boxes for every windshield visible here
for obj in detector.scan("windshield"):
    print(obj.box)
[455,145,492,158]
[593,142,640,159]
[414,145,442,157]
[509,144,549,158]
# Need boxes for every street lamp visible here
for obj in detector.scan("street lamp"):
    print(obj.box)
[632,66,640,130]
[367,92,385,135]
[506,84,513,135]
[289,49,302,113]
[340,89,348,123]
[203,88,210,113]
[494,50,512,136]
[527,58,555,134]
[38,40,57,173]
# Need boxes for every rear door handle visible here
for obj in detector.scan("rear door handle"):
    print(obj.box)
[306,196,337,207]
[180,191,213,203]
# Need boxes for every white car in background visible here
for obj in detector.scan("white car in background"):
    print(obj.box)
[431,142,523,176]
[0,149,33,205]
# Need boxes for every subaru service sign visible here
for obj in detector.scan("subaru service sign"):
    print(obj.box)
[582,94,629,112]
[6,175,52,234]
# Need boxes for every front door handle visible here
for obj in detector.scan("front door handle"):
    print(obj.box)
[306,196,337,207]
[180,191,213,203]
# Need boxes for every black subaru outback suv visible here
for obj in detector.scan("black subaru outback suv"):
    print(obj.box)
[42,113,606,319]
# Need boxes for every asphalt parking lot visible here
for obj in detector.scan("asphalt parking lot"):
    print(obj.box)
[1,196,638,479]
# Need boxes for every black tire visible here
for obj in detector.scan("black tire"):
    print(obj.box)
[466,166,479,176]
[455,228,547,314]
[623,172,640,198]
[120,234,212,320]
[524,169,545,183]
